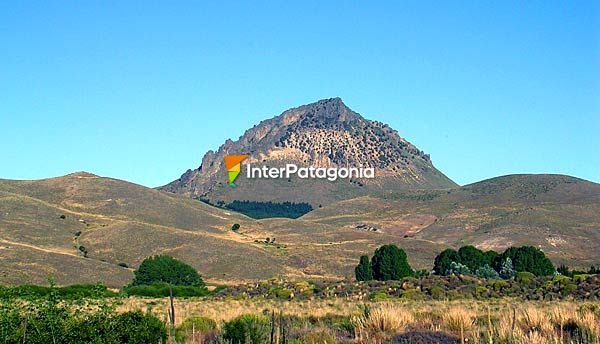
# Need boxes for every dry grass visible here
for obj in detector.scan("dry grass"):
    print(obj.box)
[352,303,414,340]
[116,298,600,343]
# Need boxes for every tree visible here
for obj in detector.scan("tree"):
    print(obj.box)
[483,250,499,267]
[355,255,374,281]
[457,245,486,271]
[500,246,554,276]
[371,245,413,280]
[433,249,459,275]
[132,255,205,287]
[499,257,516,279]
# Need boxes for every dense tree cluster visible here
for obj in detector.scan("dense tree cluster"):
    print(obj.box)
[354,245,413,281]
[356,244,560,282]
[226,200,313,219]
[433,245,555,277]
[495,246,555,276]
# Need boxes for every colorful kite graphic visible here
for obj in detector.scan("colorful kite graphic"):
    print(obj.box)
[224,155,249,186]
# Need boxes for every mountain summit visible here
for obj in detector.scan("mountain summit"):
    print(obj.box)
[160,98,457,205]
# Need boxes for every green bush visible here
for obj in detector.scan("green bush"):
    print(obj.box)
[123,282,208,297]
[0,284,116,300]
[515,271,535,283]
[132,255,205,287]
[110,311,167,343]
[401,288,423,300]
[560,283,577,296]
[475,264,500,279]
[0,303,166,344]
[429,285,446,299]
[270,287,294,299]
[223,314,270,344]
[175,316,217,342]
[573,274,592,282]
[370,291,392,301]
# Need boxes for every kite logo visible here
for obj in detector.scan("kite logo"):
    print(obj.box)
[224,155,248,186]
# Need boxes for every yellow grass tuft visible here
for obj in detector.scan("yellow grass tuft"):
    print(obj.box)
[442,306,477,333]
[352,303,415,340]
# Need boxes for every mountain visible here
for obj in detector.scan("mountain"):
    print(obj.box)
[1,173,598,287]
[160,98,457,206]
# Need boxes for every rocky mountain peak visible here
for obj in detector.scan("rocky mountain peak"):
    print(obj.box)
[160,98,457,203]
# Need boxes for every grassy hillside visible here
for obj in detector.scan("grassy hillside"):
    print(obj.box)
[0,173,280,286]
[304,174,600,269]
[1,173,598,287]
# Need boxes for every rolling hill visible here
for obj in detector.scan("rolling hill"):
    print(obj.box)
[1,172,598,287]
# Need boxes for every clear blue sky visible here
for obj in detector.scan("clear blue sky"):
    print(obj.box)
[1,1,599,187]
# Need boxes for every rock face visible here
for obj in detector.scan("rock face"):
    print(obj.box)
[160,98,457,205]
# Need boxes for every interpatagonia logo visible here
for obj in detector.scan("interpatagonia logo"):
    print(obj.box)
[225,154,375,186]
[224,155,248,186]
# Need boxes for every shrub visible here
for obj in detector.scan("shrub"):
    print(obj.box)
[0,284,116,300]
[429,285,446,300]
[401,288,422,300]
[110,311,167,343]
[355,255,374,281]
[560,283,577,296]
[295,327,337,344]
[445,261,471,276]
[371,245,413,280]
[123,282,208,297]
[132,255,205,287]
[175,316,217,342]
[270,287,294,299]
[231,223,241,231]
[475,264,500,279]
[515,271,535,284]
[0,303,166,343]
[573,274,592,282]
[223,314,270,344]
[370,291,392,301]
